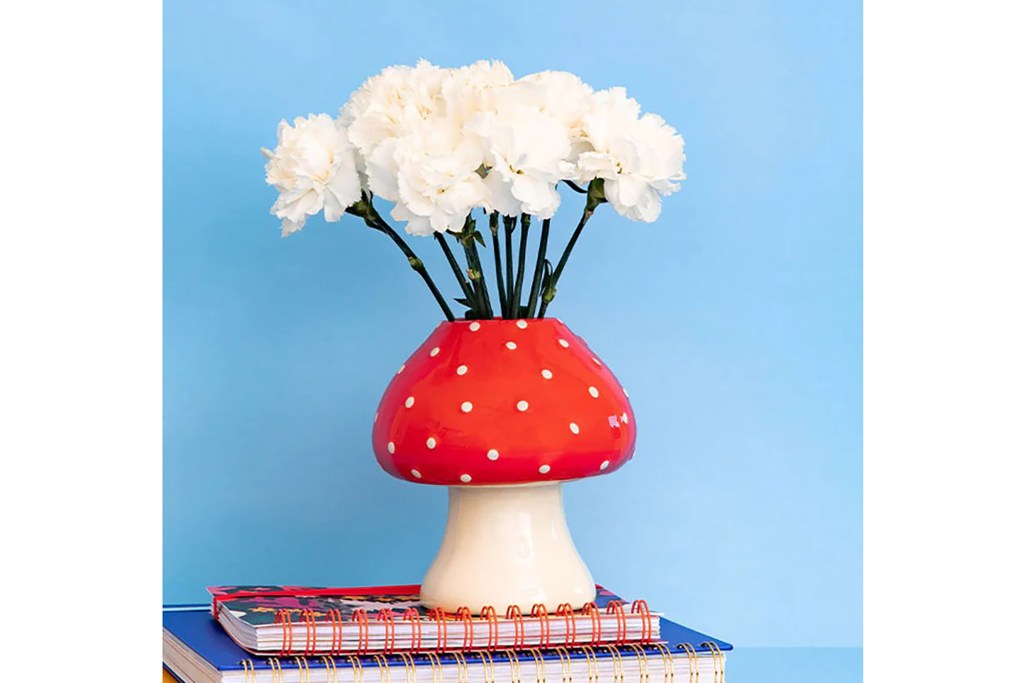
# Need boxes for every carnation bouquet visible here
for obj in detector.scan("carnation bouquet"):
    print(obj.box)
[262,60,685,320]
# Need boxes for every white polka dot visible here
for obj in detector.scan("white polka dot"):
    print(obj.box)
[460,473,472,483]
[592,357,602,366]
[397,364,405,374]
[516,400,529,412]
[569,422,580,435]
[539,464,551,474]
[430,346,440,357]
[588,386,599,398]
[461,401,473,413]
[506,341,517,350]
[387,442,395,454]
[426,437,437,449]
[456,364,468,376]
[469,322,481,331]
[558,338,570,348]
[600,460,610,470]
[541,369,553,380]
[516,320,528,329]
[622,413,629,424]
[411,469,422,479]
[405,396,415,408]
[487,449,500,461]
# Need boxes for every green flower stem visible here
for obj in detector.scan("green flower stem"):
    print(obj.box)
[368,216,455,322]
[503,216,516,317]
[512,214,531,317]
[489,213,508,317]
[526,217,551,318]
[537,207,595,319]
[435,231,476,307]
[461,222,493,319]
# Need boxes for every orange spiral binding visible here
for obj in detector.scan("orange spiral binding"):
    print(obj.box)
[552,646,572,683]
[603,645,624,683]
[274,609,294,656]
[652,643,674,683]
[373,653,392,683]
[241,658,256,683]
[423,651,443,683]
[397,651,417,683]
[455,607,475,650]
[451,650,470,683]
[578,645,599,683]
[580,602,601,645]
[526,648,546,683]
[480,605,499,649]
[530,604,551,648]
[677,643,698,683]
[325,608,343,655]
[429,608,448,653]
[267,657,283,683]
[503,649,522,683]
[630,600,653,644]
[626,644,650,683]
[351,609,370,655]
[701,641,724,683]
[319,656,338,683]
[377,608,396,653]
[294,656,311,683]
[505,605,526,649]
[300,609,317,656]
[605,601,627,645]
[402,608,423,654]
[555,603,578,647]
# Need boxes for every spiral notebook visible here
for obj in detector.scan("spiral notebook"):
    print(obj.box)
[208,584,661,655]
[164,606,730,683]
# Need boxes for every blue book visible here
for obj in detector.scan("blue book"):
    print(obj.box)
[164,605,731,683]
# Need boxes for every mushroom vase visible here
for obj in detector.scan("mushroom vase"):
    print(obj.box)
[372,319,636,613]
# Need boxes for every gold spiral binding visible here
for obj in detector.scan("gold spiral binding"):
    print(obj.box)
[527,648,546,683]
[578,645,599,683]
[603,645,624,683]
[319,656,338,683]
[241,658,255,683]
[475,649,497,683]
[700,642,723,683]
[451,650,469,683]
[551,647,572,683]
[678,644,698,683]
[294,656,311,683]
[652,643,674,683]
[347,655,365,683]
[625,644,650,683]
[397,652,417,683]
[503,649,523,683]
[373,654,392,683]
[422,651,443,683]
[268,657,283,683]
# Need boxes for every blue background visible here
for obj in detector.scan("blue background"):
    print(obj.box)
[164,0,862,658]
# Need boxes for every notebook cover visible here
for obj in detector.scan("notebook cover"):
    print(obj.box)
[209,583,637,625]
[164,607,732,675]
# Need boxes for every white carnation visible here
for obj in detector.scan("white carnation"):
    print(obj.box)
[469,86,573,219]
[340,60,447,159]
[576,88,686,222]
[515,71,594,161]
[262,114,362,236]
[389,117,489,235]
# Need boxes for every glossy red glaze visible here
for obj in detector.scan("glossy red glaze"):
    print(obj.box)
[372,318,636,485]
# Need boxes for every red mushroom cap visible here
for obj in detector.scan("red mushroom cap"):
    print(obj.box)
[372,319,636,485]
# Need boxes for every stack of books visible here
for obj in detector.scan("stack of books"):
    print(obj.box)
[163,584,730,682]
